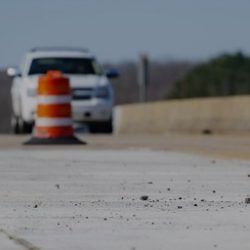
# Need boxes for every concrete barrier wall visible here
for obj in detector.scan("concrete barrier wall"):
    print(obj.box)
[114,96,250,134]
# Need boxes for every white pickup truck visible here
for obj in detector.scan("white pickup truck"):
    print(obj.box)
[7,47,118,133]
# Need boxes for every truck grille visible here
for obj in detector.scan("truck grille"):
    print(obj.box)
[71,88,93,100]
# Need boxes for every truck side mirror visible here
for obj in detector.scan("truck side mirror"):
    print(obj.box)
[105,68,120,79]
[7,67,21,78]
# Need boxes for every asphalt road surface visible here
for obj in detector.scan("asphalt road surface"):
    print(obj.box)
[0,133,249,249]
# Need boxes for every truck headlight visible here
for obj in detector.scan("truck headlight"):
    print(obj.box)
[96,86,110,99]
[27,88,37,97]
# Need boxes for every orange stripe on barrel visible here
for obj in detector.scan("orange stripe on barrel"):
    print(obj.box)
[37,104,72,118]
[38,71,70,95]
[35,126,73,138]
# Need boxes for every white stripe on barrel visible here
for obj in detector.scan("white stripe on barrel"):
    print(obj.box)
[36,118,73,127]
[38,95,71,105]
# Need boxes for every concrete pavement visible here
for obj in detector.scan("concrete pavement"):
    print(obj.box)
[1,133,250,160]
[0,136,249,249]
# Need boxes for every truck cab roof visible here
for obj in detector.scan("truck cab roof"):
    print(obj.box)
[25,47,94,59]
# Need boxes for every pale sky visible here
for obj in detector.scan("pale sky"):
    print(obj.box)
[0,0,250,67]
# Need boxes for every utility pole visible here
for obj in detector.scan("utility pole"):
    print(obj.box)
[137,54,149,102]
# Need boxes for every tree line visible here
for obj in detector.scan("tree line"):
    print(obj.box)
[168,52,250,99]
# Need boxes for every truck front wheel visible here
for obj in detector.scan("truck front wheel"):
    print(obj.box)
[11,115,33,134]
[89,119,113,134]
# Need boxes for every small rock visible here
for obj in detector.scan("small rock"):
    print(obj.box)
[148,181,153,184]
[140,195,149,201]
[167,188,171,191]
[193,204,198,207]
[177,206,182,209]
[34,204,38,208]
[104,218,107,221]
[212,190,216,194]
[245,197,250,204]
[202,129,212,135]
[55,184,60,189]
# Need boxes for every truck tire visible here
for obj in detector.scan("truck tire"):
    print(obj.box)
[12,115,33,134]
[89,119,113,134]
[101,119,113,134]
[19,118,33,134]
[11,114,20,134]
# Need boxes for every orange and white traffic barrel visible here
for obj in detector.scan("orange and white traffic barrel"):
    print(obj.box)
[24,71,84,145]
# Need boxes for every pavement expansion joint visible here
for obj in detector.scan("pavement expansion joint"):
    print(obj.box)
[0,228,41,250]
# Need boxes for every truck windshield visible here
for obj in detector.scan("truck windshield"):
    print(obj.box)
[28,57,103,75]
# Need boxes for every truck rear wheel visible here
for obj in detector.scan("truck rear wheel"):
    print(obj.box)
[11,115,19,134]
